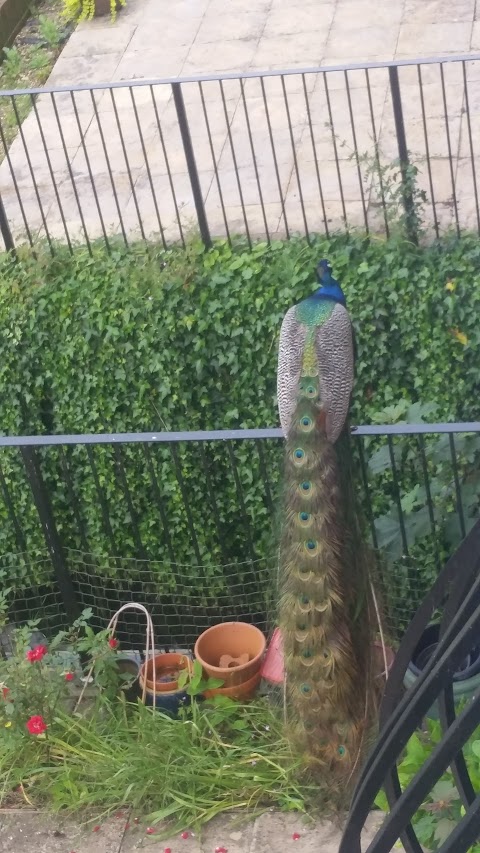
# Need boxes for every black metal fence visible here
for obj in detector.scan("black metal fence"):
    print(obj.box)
[341,517,480,853]
[1,54,480,252]
[1,421,480,650]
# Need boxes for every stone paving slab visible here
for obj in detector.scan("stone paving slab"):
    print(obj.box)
[0,809,392,853]
[0,0,480,248]
[0,811,126,853]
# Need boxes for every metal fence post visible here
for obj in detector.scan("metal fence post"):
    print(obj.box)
[172,82,212,249]
[388,65,418,245]
[21,447,79,623]
[0,192,15,255]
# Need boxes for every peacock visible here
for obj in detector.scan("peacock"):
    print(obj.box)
[277,258,376,784]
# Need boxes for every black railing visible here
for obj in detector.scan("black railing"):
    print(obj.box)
[341,517,480,853]
[0,54,480,252]
[1,422,479,649]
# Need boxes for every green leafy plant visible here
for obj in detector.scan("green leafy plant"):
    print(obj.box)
[62,0,126,22]
[375,721,480,851]
[37,15,62,49]
[1,47,23,84]
[1,234,480,625]
[177,659,224,696]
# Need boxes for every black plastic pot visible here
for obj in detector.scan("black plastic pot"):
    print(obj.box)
[408,622,480,682]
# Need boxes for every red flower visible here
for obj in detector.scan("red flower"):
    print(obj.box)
[2,687,9,699]
[215,847,228,852]
[181,831,190,839]
[65,672,74,682]
[146,827,156,835]
[26,715,47,735]
[26,645,47,663]
[93,825,101,833]
[108,638,118,650]
[165,849,172,853]
[292,833,301,841]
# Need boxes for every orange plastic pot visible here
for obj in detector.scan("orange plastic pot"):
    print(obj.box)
[139,653,192,694]
[195,622,266,687]
[204,670,261,701]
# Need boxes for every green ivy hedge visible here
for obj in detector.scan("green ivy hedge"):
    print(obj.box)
[1,232,480,599]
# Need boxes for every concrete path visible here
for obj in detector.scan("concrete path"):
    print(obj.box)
[1,0,480,247]
[0,809,391,852]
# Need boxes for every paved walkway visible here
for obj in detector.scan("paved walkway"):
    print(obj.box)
[1,0,480,246]
[0,809,391,852]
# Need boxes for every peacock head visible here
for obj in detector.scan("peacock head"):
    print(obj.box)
[315,259,346,307]
[316,259,332,283]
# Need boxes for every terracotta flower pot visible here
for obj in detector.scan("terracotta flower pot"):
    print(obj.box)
[139,652,193,694]
[204,670,261,701]
[195,622,266,687]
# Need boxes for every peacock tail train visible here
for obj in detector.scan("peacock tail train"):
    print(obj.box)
[277,263,375,785]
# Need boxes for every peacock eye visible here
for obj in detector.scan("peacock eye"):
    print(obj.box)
[294,448,304,459]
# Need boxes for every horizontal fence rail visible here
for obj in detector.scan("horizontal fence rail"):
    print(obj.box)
[0,54,480,251]
[0,422,479,650]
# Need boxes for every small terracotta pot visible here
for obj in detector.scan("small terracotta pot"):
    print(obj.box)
[204,670,261,701]
[195,622,266,687]
[139,653,193,694]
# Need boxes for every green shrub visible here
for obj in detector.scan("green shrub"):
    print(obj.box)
[1,233,480,611]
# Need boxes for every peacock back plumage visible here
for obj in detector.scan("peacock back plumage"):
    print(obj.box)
[277,260,375,785]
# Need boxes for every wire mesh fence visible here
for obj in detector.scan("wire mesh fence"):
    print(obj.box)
[0,422,479,650]
[0,54,480,251]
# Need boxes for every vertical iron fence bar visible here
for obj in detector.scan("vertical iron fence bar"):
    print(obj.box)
[220,78,251,248]
[109,88,146,241]
[198,81,231,244]
[0,109,34,248]
[150,84,185,247]
[169,442,203,565]
[198,442,229,566]
[0,192,14,254]
[254,439,275,517]
[20,447,79,622]
[51,92,92,255]
[462,60,480,234]
[260,76,290,238]
[58,446,90,556]
[440,63,460,236]
[417,65,439,239]
[240,78,270,242]
[449,433,466,539]
[112,444,147,561]
[226,442,256,565]
[344,70,369,232]
[129,87,167,249]
[172,82,211,248]
[11,96,54,254]
[142,442,176,566]
[90,89,128,246]
[365,68,389,237]
[85,446,118,553]
[303,72,328,237]
[32,95,73,253]
[387,435,409,557]
[70,90,111,252]
[388,65,417,244]
[418,434,441,571]
[281,75,310,242]
[0,460,28,555]
[356,438,379,550]
[324,72,347,226]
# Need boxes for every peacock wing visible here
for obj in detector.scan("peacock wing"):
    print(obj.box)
[277,305,307,437]
[315,303,354,443]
